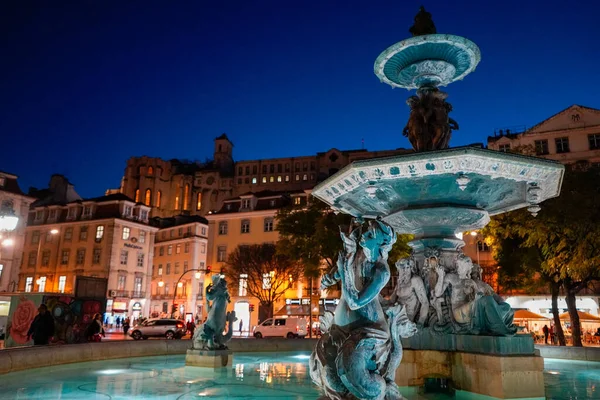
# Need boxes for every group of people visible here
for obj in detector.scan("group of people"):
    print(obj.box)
[541,324,600,344]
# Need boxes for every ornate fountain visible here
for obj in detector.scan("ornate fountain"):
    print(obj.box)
[310,7,564,400]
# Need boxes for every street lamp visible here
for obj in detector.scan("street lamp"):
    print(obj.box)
[34,228,59,292]
[171,268,206,319]
[0,204,19,233]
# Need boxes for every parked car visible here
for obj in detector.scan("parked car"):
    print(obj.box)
[130,318,186,340]
[253,317,307,338]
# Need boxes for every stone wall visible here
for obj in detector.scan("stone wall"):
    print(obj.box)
[0,338,318,375]
[536,344,600,361]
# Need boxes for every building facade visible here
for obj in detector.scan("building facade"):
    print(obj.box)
[0,171,35,292]
[488,105,600,166]
[21,187,157,319]
[118,134,412,219]
[149,215,209,321]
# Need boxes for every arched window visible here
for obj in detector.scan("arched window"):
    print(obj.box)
[156,190,162,208]
[145,189,152,206]
[175,185,180,210]
[148,166,154,175]
[196,192,202,211]
[135,189,140,203]
[183,184,190,210]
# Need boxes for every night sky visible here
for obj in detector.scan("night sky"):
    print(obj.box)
[2,1,599,197]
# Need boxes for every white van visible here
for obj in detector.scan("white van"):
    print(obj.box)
[253,317,308,338]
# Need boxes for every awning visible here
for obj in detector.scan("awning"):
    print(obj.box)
[513,309,549,321]
[558,311,600,322]
[274,304,336,317]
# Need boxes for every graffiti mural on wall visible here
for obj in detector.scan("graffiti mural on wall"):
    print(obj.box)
[5,294,105,348]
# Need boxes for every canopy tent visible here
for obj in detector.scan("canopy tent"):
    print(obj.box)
[513,309,549,321]
[558,311,600,322]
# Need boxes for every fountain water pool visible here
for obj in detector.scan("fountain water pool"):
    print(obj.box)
[0,352,596,399]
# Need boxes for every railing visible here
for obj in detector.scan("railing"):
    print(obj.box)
[131,291,146,298]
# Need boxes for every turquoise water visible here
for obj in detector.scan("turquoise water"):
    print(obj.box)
[0,352,597,399]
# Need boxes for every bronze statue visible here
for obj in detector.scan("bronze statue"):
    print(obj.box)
[403,88,458,151]
[409,6,437,37]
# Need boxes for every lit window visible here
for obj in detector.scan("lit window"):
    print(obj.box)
[197,193,202,210]
[167,245,172,255]
[263,272,273,289]
[156,191,162,207]
[25,277,33,292]
[183,184,190,210]
[139,231,146,243]
[58,276,66,293]
[148,166,154,175]
[0,264,3,280]
[120,250,128,265]
[239,274,248,296]
[269,176,274,183]
[176,244,181,254]
[145,189,152,206]
[285,175,290,182]
[277,176,282,182]
[96,226,104,241]
[158,264,163,275]
[303,174,308,181]
[295,175,300,181]
[122,227,131,240]
[294,197,301,205]
[37,277,46,292]
[252,178,257,184]
[135,189,140,202]
[175,195,180,210]
[262,177,267,183]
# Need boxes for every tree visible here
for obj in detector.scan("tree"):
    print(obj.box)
[484,167,600,346]
[226,244,302,321]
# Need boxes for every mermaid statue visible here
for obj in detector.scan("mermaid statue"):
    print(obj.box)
[192,274,237,350]
[311,220,417,400]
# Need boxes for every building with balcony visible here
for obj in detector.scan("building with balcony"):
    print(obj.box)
[0,171,35,293]
[21,176,157,319]
[149,215,209,321]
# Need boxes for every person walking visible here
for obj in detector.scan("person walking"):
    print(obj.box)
[27,304,55,345]
[542,324,549,344]
[86,313,106,342]
[187,320,196,337]
[239,319,244,335]
[123,318,130,336]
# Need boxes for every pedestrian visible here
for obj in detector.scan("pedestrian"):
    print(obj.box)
[86,313,106,342]
[239,319,243,334]
[27,304,55,345]
[542,324,549,344]
[187,320,196,337]
[549,325,555,345]
[123,318,130,336]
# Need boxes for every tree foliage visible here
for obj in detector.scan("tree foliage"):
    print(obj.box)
[483,167,600,346]
[276,199,413,278]
[226,243,302,318]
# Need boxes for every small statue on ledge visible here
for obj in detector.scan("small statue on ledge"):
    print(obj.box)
[192,274,237,350]
[409,6,437,37]
[433,254,516,336]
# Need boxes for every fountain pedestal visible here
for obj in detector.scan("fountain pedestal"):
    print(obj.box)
[185,349,232,368]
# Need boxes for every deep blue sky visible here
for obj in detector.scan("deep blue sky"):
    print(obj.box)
[2,1,599,198]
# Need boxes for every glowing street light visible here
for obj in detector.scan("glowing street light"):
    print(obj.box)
[0,204,18,233]
[1,238,14,247]
[158,280,165,287]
